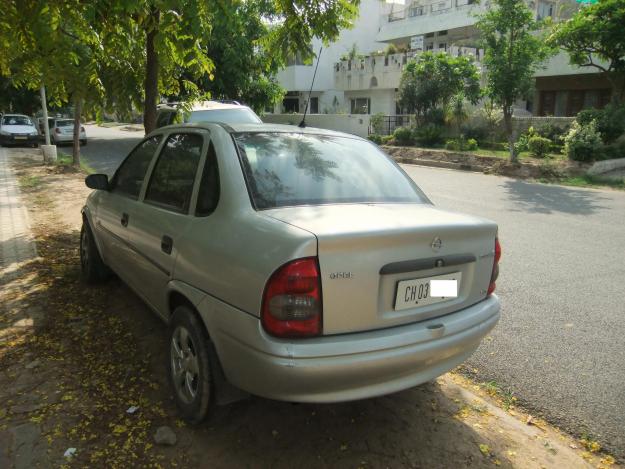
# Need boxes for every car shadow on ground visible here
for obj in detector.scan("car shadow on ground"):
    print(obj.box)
[501,179,611,216]
[0,227,514,468]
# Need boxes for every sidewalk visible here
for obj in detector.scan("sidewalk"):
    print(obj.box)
[0,147,38,280]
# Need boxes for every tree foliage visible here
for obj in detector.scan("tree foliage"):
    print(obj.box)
[549,0,625,102]
[397,52,481,124]
[477,0,552,161]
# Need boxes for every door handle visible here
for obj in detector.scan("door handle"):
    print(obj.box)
[161,235,173,255]
[120,212,129,227]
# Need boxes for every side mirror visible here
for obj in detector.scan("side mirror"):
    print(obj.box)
[85,174,109,191]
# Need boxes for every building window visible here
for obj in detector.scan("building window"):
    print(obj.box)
[438,30,448,36]
[370,76,378,88]
[438,43,447,51]
[409,4,424,16]
[309,97,319,114]
[351,98,370,114]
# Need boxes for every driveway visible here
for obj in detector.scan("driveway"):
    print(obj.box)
[403,164,625,457]
[73,127,625,457]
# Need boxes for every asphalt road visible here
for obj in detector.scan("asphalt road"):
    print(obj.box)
[404,165,625,457]
[80,124,143,175]
[78,125,625,457]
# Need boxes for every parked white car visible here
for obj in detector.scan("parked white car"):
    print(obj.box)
[0,114,39,147]
[38,118,87,145]
[155,100,262,129]
[81,123,501,423]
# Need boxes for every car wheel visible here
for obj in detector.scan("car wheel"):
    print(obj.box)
[80,139,87,146]
[80,221,110,283]
[168,306,214,424]
[32,143,39,148]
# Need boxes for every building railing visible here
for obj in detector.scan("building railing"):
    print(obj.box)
[384,0,478,22]
[369,115,417,136]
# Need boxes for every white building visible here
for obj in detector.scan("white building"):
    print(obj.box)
[275,0,613,119]
[273,0,389,114]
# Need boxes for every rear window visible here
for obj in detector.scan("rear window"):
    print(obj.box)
[234,132,428,209]
[185,108,261,125]
[56,120,74,127]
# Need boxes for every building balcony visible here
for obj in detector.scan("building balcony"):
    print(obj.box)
[377,0,487,42]
[333,48,483,92]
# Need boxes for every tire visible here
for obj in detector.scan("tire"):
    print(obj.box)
[80,140,87,146]
[31,143,39,148]
[168,306,214,424]
[80,221,110,283]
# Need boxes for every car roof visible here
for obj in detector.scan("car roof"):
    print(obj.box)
[158,100,252,112]
[154,122,364,140]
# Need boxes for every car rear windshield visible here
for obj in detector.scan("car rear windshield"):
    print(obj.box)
[56,120,74,127]
[185,108,262,125]
[2,116,33,126]
[234,132,428,209]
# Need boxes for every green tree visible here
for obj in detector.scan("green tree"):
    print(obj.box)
[477,0,553,161]
[549,0,625,103]
[397,52,481,124]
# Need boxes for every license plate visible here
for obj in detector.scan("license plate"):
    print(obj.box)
[394,272,461,311]
[14,136,27,140]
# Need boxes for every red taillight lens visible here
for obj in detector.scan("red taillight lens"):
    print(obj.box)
[54,128,61,134]
[261,257,322,338]
[80,126,85,132]
[488,237,501,295]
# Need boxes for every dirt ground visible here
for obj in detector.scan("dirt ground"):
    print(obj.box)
[382,146,590,180]
[0,148,618,468]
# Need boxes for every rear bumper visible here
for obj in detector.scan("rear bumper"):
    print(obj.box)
[53,133,86,142]
[202,294,500,403]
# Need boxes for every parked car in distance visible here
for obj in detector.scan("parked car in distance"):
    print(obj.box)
[38,118,87,145]
[80,123,501,423]
[0,114,39,147]
[155,100,262,129]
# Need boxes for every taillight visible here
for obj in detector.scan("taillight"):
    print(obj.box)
[488,237,501,295]
[54,128,61,134]
[261,257,322,338]
[80,126,85,132]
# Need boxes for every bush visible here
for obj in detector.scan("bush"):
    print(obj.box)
[481,141,509,151]
[381,135,393,145]
[527,136,551,158]
[603,134,625,159]
[393,126,414,145]
[577,104,625,144]
[370,113,386,135]
[445,139,460,151]
[461,122,488,143]
[367,134,383,144]
[423,108,446,126]
[414,124,443,146]
[466,138,478,151]
[564,120,603,162]
[444,137,478,151]
[535,123,570,145]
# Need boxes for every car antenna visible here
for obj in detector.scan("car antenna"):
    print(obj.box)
[299,46,323,128]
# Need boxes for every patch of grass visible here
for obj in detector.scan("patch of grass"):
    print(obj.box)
[541,174,625,190]
[55,150,95,174]
[18,174,42,189]
[481,380,517,410]
[98,121,129,128]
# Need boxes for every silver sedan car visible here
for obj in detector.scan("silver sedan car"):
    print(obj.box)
[81,123,501,422]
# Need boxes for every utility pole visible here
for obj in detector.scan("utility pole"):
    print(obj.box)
[39,85,56,163]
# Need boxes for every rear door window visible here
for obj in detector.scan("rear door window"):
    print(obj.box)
[195,141,220,216]
[112,135,162,199]
[145,133,204,213]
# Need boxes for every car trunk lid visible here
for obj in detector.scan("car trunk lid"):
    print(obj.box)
[265,204,497,335]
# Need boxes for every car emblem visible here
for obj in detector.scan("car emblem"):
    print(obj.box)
[431,237,442,251]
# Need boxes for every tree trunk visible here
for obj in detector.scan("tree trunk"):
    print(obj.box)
[503,105,516,162]
[72,97,82,167]
[143,9,160,135]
